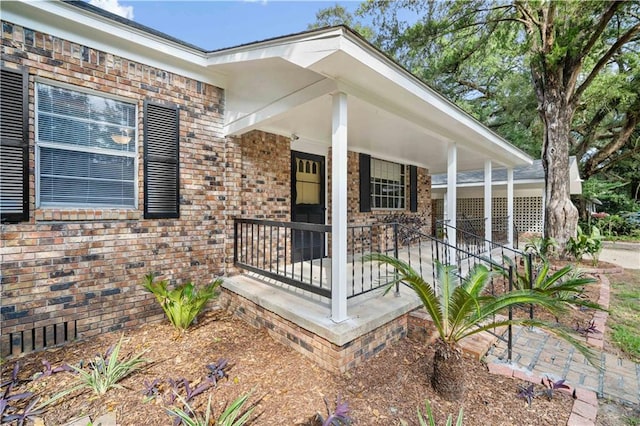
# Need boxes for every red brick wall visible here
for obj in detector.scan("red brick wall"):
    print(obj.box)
[238,130,291,220]
[0,22,232,356]
[327,151,432,228]
[219,289,408,373]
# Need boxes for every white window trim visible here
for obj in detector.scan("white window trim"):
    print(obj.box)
[370,157,406,211]
[35,79,139,209]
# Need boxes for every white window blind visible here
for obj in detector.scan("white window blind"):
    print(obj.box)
[36,83,136,208]
[371,158,405,209]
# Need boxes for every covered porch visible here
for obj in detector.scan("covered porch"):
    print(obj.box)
[208,26,533,370]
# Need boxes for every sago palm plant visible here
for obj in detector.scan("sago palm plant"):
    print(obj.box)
[364,254,597,400]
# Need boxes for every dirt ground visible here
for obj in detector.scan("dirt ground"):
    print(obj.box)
[2,309,574,426]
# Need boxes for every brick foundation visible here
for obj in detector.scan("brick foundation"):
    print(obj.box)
[218,289,408,373]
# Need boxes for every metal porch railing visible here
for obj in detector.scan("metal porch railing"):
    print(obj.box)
[233,218,535,361]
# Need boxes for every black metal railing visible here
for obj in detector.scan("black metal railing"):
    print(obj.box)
[234,217,535,361]
[234,218,332,297]
[435,217,519,254]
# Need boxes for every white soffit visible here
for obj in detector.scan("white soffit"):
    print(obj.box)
[210,28,532,170]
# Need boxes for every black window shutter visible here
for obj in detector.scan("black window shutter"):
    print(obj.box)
[1,67,29,223]
[144,101,179,219]
[409,165,418,212]
[359,153,371,212]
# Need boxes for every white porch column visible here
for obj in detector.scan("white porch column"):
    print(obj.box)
[331,92,348,322]
[507,167,514,248]
[446,143,457,264]
[484,160,492,252]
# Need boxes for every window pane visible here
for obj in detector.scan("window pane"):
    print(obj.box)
[36,83,137,208]
[37,84,135,153]
[370,158,405,210]
[39,147,135,207]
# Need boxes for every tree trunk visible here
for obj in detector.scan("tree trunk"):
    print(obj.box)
[540,87,579,253]
[431,339,466,400]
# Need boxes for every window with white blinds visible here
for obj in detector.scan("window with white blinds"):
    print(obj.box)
[371,158,405,209]
[36,83,137,208]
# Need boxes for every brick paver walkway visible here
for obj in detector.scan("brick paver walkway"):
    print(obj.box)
[486,325,640,406]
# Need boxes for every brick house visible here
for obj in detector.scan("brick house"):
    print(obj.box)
[0,1,532,371]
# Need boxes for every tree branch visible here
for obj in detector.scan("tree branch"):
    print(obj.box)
[582,104,640,178]
[571,22,640,105]
[577,2,623,63]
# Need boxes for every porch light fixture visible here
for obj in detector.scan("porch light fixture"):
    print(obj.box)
[111,129,131,145]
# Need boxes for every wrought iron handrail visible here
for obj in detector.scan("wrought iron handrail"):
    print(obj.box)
[233,218,533,361]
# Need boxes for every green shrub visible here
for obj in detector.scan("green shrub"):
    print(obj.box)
[416,399,463,426]
[566,225,602,265]
[142,274,221,332]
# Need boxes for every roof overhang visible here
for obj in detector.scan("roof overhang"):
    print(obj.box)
[207,27,532,172]
[4,2,533,173]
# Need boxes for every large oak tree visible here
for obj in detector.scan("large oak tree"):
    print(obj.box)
[322,0,640,249]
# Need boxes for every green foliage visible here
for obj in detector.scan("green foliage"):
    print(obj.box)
[582,179,640,216]
[363,254,598,366]
[500,256,600,312]
[415,399,463,426]
[68,336,148,395]
[142,274,221,332]
[609,272,640,362]
[593,214,640,238]
[308,4,375,40]
[524,236,558,261]
[566,226,603,265]
[348,0,640,248]
[611,325,640,361]
[165,392,254,426]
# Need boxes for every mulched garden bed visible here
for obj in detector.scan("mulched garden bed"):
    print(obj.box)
[2,310,573,426]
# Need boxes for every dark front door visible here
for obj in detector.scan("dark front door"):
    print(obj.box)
[291,151,325,262]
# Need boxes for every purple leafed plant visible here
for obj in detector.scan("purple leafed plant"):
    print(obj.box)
[541,377,570,400]
[517,383,536,407]
[141,378,161,400]
[316,394,352,426]
[33,359,73,381]
[181,378,213,403]
[575,320,599,336]
[206,358,230,386]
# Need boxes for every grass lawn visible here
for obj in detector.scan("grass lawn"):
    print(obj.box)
[608,269,640,362]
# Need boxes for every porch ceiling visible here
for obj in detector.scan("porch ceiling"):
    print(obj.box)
[210,28,533,173]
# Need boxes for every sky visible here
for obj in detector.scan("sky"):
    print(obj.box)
[88,0,362,51]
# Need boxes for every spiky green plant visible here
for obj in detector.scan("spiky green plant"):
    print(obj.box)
[363,254,597,400]
[142,274,221,332]
[501,256,602,311]
[68,336,148,395]
[417,399,463,426]
[166,392,254,426]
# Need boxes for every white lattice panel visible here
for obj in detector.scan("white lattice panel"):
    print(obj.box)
[432,196,543,234]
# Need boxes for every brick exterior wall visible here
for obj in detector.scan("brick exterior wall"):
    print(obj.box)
[238,131,291,220]
[219,290,408,373]
[328,151,432,230]
[0,22,434,359]
[0,22,232,356]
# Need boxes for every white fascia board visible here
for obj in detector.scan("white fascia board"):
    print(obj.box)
[3,1,224,87]
[338,34,533,167]
[206,30,343,68]
[432,179,544,189]
[224,78,337,135]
